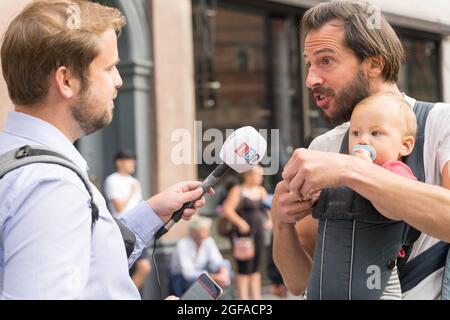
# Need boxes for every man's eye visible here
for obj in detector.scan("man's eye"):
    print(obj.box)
[322,58,332,65]
[305,62,311,69]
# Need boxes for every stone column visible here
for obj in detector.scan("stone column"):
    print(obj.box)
[151,0,198,241]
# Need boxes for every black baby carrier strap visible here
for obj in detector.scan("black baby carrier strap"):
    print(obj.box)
[0,145,136,258]
[397,101,450,294]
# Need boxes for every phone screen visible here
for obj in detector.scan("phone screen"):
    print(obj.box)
[180,273,223,300]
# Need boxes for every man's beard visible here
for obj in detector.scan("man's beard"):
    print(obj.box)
[314,69,371,126]
[71,88,113,136]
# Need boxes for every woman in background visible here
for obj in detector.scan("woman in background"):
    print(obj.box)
[223,165,271,300]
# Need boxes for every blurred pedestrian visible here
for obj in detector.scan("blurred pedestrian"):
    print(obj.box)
[104,150,143,217]
[103,150,151,291]
[223,165,271,300]
[169,216,231,296]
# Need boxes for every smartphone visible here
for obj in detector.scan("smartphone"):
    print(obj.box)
[180,272,223,300]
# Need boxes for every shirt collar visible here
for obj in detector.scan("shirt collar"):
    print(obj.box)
[3,111,89,172]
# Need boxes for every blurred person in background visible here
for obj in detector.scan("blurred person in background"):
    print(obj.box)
[104,150,142,218]
[223,165,272,300]
[169,216,231,296]
[104,150,151,292]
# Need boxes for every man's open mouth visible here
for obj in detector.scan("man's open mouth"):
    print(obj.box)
[313,93,332,109]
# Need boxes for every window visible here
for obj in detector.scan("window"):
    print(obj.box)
[193,1,304,191]
[397,30,442,102]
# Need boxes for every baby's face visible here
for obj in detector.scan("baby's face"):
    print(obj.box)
[349,100,406,166]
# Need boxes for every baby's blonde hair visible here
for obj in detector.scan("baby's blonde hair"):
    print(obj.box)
[355,93,417,138]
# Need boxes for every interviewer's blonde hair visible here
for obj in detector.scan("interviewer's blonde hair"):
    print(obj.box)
[1,0,126,106]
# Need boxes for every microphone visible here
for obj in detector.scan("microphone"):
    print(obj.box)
[155,126,267,239]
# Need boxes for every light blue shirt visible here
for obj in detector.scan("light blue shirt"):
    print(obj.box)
[0,112,164,299]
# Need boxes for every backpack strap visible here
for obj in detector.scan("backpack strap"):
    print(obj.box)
[0,145,136,258]
[0,145,99,224]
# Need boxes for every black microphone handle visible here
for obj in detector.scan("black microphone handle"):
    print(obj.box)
[167,162,230,224]
[155,163,231,239]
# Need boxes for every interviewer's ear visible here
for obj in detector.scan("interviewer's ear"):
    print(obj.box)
[54,66,81,99]
[400,136,415,157]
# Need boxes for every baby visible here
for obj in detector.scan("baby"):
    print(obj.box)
[349,93,417,181]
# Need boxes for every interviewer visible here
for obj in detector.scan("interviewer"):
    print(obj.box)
[0,0,209,299]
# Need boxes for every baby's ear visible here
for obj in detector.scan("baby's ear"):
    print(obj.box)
[400,136,415,157]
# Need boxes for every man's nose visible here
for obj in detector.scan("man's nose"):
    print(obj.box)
[114,67,123,89]
[305,68,323,89]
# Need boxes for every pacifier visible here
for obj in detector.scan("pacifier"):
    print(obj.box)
[352,144,377,161]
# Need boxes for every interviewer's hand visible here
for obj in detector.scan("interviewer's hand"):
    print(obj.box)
[147,181,214,223]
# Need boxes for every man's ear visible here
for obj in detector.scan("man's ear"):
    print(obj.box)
[54,66,80,99]
[400,135,415,157]
[362,56,385,79]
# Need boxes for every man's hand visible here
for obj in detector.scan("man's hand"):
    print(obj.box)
[282,148,352,201]
[147,181,214,223]
[271,181,315,225]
